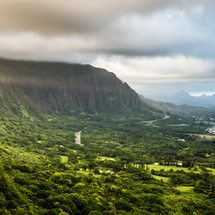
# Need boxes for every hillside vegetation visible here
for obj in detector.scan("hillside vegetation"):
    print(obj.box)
[140,95,215,117]
[0,111,215,214]
[0,59,215,214]
[0,58,162,119]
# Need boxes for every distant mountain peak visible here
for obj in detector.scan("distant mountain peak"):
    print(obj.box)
[173,90,191,97]
[146,89,215,108]
[199,94,208,98]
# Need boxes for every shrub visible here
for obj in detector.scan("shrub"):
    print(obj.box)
[73,182,86,190]
[50,172,63,183]
[88,211,102,215]
[114,199,132,212]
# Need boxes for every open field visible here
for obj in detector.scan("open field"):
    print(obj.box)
[96,156,116,161]
[148,164,202,173]
[187,133,215,139]
[60,156,68,163]
[176,186,194,192]
[153,175,169,182]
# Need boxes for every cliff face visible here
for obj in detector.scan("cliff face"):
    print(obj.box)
[0,58,149,115]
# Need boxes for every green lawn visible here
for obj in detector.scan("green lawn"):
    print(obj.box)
[96,156,116,161]
[148,164,202,173]
[176,186,194,192]
[72,149,77,154]
[78,169,102,178]
[153,175,169,182]
[60,156,68,163]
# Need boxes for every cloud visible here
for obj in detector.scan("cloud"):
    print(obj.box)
[0,0,169,35]
[0,33,100,53]
[92,55,215,82]
[91,54,215,95]
[1,7,214,61]
[135,82,215,97]
[0,0,214,96]
[0,0,210,35]
[0,0,214,60]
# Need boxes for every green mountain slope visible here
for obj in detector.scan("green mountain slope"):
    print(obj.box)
[140,95,213,116]
[0,58,162,119]
[0,165,34,214]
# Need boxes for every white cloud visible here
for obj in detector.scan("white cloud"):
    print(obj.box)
[91,54,215,96]
[0,0,214,96]
[91,55,215,83]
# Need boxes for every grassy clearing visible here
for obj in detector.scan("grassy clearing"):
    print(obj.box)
[176,186,194,192]
[148,164,202,173]
[78,169,102,178]
[131,164,143,168]
[187,133,215,139]
[207,168,215,174]
[78,169,90,175]
[60,156,68,163]
[77,159,84,164]
[96,156,116,161]
[153,175,168,182]
[72,149,77,154]
[0,143,45,164]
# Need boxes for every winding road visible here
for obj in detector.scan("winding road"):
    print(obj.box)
[139,115,170,124]
[76,131,81,145]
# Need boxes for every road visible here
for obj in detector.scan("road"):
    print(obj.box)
[139,115,170,124]
[76,131,81,145]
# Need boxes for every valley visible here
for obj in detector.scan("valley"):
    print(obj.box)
[0,59,215,215]
[1,105,215,215]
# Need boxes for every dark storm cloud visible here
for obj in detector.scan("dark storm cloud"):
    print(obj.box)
[0,0,208,35]
[0,0,214,57]
[0,0,214,96]
[0,0,172,34]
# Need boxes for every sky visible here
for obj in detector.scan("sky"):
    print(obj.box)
[0,0,215,97]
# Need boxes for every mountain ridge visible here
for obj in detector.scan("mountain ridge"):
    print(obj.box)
[139,94,215,116]
[147,90,215,108]
[0,58,162,119]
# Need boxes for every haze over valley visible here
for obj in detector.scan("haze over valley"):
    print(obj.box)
[146,90,215,108]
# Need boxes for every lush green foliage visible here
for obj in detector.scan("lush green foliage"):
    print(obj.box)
[1,58,215,214]
[0,108,215,214]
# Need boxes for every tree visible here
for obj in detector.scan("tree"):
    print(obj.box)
[59,212,69,215]
[68,152,78,163]
[114,199,132,212]
[94,168,100,174]
[194,180,208,193]
[88,211,102,215]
